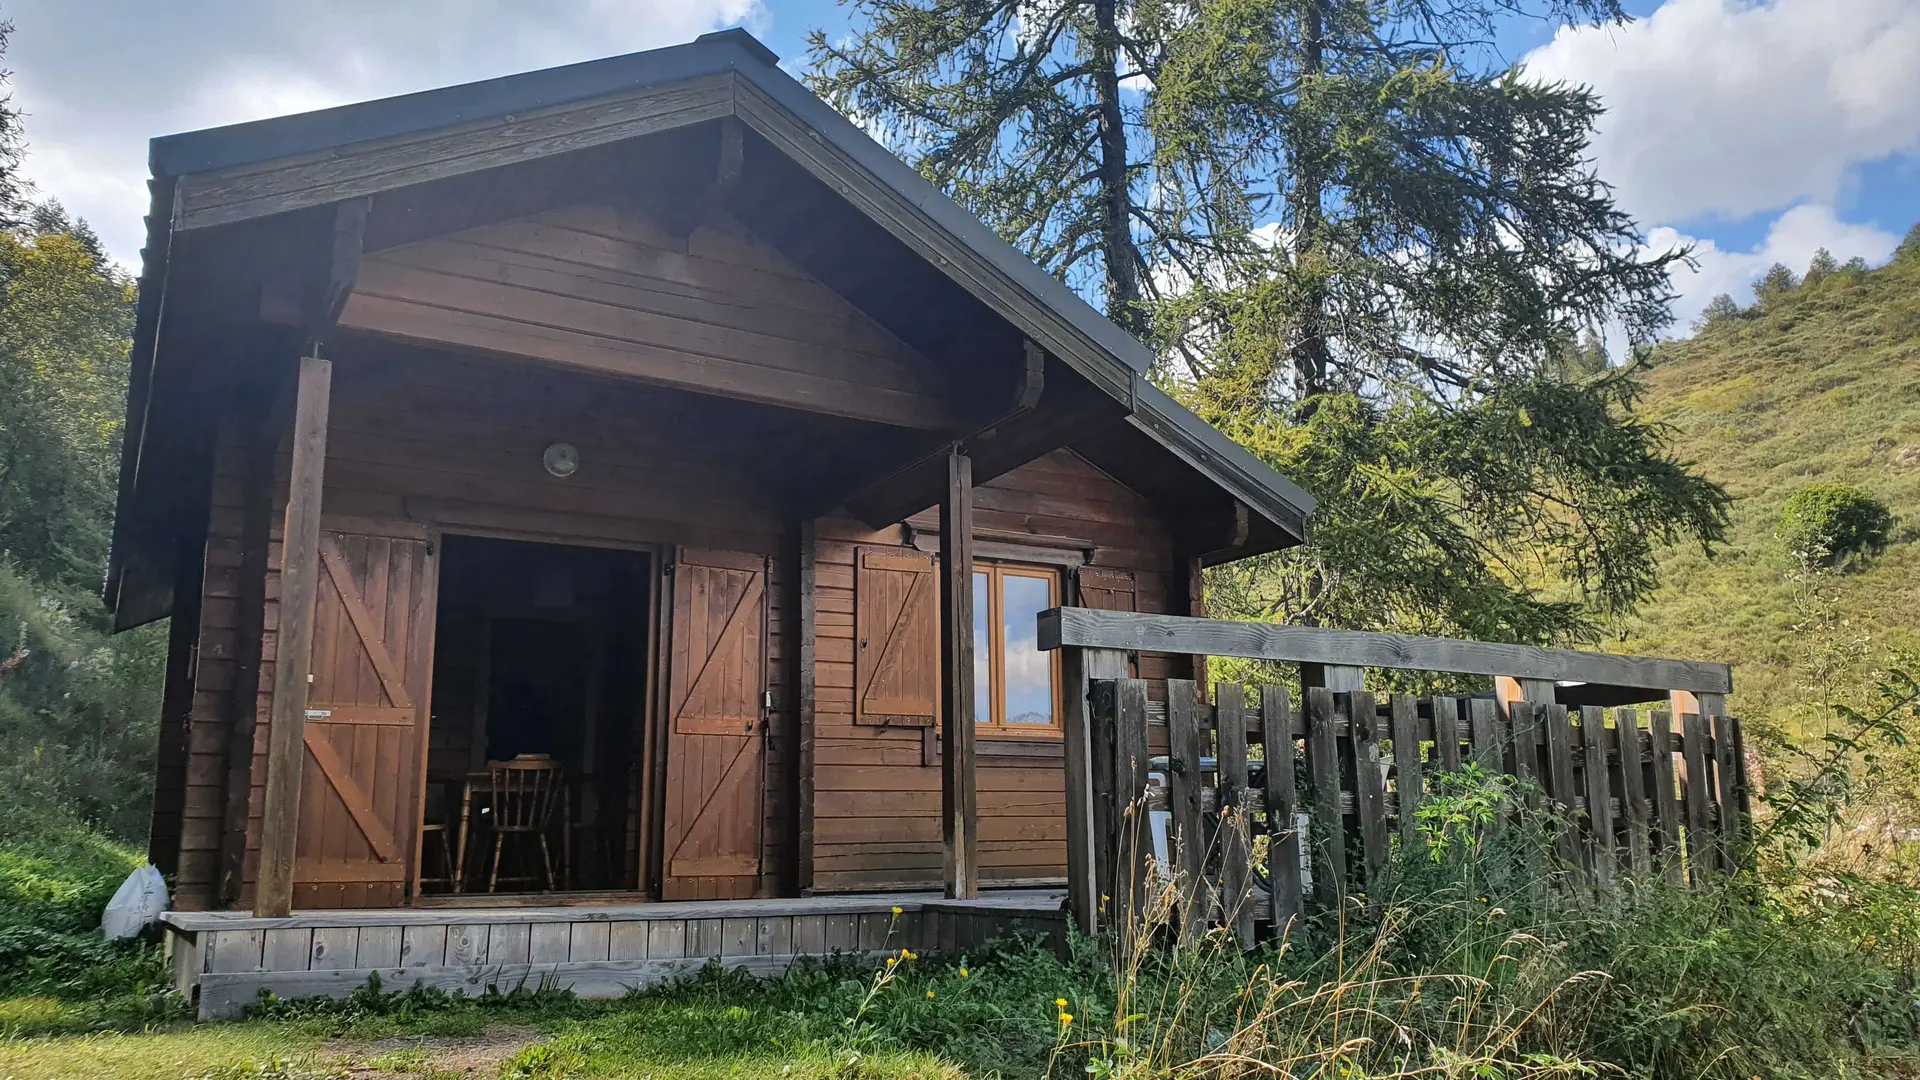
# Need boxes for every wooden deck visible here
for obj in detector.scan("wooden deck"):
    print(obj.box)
[162,890,1066,1019]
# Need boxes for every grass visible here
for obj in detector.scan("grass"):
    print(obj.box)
[1621,248,1920,738]
[4,806,1920,1078]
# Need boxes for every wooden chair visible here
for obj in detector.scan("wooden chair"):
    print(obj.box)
[483,755,567,893]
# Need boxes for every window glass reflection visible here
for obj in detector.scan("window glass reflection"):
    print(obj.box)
[972,571,990,723]
[1001,575,1053,725]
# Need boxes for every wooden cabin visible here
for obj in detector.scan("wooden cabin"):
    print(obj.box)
[110,26,1314,953]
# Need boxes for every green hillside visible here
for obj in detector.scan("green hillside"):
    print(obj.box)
[1618,240,1920,737]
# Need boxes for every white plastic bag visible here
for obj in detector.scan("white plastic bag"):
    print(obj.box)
[101,865,168,940]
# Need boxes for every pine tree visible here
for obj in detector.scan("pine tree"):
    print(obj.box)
[1753,262,1799,306]
[1694,293,1742,331]
[809,0,1727,641]
[1804,247,1838,286]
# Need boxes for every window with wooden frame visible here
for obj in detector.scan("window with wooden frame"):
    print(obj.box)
[851,548,1062,736]
[971,562,1061,735]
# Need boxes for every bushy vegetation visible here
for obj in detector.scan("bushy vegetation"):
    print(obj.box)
[1780,482,1897,569]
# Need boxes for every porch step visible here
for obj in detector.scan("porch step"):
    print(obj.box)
[163,890,1066,1019]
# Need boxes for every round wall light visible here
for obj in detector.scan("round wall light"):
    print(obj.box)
[542,441,580,478]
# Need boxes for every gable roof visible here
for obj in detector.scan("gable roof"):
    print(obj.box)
[111,28,1313,622]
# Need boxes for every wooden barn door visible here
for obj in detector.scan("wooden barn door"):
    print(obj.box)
[660,548,768,900]
[293,528,436,908]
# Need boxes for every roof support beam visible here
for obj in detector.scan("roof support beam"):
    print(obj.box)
[255,353,332,918]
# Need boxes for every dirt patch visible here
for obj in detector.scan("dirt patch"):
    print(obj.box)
[326,1024,540,1078]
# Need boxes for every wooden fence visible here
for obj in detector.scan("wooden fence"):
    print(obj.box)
[1039,608,1746,946]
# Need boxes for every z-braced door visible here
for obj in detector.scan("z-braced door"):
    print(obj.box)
[293,529,436,908]
[660,548,768,900]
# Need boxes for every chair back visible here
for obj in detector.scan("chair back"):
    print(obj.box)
[487,756,564,832]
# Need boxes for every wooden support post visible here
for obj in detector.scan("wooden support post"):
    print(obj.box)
[1185,557,1208,699]
[1110,678,1151,956]
[939,446,978,900]
[1062,645,1127,936]
[254,354,331,919]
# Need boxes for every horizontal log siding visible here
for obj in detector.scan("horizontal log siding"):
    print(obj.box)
[811,450,1178,892]
[157,426,265,910]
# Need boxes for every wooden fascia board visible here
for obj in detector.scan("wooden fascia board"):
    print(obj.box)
[1037,607,1734,695]
[172,72,734,232]
[730,76,1137,408]
[1122,395,1312,544]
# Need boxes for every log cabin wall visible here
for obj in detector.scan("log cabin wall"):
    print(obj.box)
[808,450,1180,892]
[156,418,274,911]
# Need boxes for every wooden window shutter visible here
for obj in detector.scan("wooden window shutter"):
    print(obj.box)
[1077,567,1137,612]
[854,546,937,727]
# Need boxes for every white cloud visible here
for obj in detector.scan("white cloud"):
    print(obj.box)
[1655,204,1901,329]
[1523,0,1920,224]
[4,0,768,267]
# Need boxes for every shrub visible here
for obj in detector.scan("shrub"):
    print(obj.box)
[1780,483,1897,568]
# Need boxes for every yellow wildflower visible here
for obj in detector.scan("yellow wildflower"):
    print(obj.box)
[959,968,969,978]
[885,957,896,967]
[926,990,936,999]
[1061,1013,1074,1026]
[1055,998,1068,1008]
[892,906,903,915]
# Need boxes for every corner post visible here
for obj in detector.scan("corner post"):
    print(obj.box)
[939,445,979,899]
[253,352,332,918]
[1061,643,1126,935]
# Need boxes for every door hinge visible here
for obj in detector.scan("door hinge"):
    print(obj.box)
[763,690,774,710]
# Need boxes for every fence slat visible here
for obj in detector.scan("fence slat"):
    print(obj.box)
[1616,708,1652,876]
[1649,710,1683,885]
[1433,696,1462,772]
[1469,698,1501,773]
[1167,680,1206,945]
[1581,707,1614,887]
[1351,691,1388,883]
[1305,687,1346,908]
[1112,678,1152,948]
[1711,713,1741,872]
[1214,683,1253,949]
[1391,694,1422,846]
[1509,700,1538,792]
[1680,712,1712,886]
[1262,686,1302,929]
[1543,704,1579,869]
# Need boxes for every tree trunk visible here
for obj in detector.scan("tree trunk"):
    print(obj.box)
[1290,0,1330,405]
[1092,0,1140,333]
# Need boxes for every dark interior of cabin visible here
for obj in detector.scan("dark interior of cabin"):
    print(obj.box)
[422,535,652,895]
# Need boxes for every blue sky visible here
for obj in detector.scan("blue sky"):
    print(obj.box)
[5,0,1915,337]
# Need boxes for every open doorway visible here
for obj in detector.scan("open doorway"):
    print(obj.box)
[418,535,653,896]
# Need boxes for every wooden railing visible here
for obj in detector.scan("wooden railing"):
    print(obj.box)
[1038,609,1746,945]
